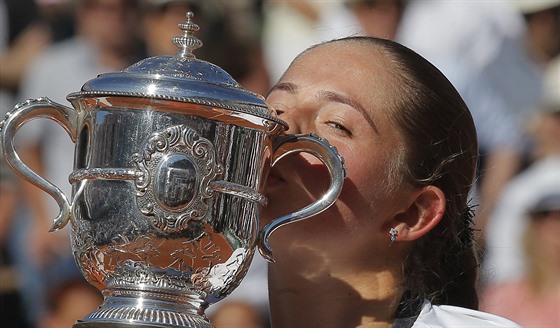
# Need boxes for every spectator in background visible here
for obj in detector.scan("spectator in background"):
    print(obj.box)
[10,0,143,325]
[1,1,51,326]
[342,0,405,39]
[517,0,560,68]
[481,0,560,129]
[204,0,271,96]
[0,0,52,116]
[38,272,103,328]
[316,0,407,41]
[209,300,268,328]
[34,0,76,42]
[0,157,27,328]
[261,0,406,85]
[140,0,209,57]
[261,0,347,82]
[481,191,560,328]
[482,56,560,292]
[396,0,534,245]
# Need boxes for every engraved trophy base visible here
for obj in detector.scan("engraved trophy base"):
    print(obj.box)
[73,319,211,328]
[73,262,214,328]
[73,321,184,328]
[68,218,217,328]
[72,294,213,328]
[73,321,210,328]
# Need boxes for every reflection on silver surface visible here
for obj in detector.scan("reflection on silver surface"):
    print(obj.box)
[0,12,346,328]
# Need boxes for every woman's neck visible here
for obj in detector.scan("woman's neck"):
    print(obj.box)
[267,263,404,328]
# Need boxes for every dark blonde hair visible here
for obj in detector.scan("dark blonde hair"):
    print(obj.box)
[313,37,480,309]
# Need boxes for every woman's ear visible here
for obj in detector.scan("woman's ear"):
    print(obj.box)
[392,186,446,241]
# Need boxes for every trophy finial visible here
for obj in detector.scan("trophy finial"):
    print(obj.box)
[173,11,203,60]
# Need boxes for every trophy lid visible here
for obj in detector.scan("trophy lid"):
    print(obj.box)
[67,12,286,128]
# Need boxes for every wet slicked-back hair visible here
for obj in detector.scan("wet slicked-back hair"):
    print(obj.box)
[310,36,480,310]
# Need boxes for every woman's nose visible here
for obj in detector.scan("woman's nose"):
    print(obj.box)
[278,110,313,135]
[281,114,301,134]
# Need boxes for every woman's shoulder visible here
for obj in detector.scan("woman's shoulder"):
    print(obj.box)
[412,300,523,328]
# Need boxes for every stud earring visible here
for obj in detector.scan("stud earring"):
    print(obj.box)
[389,227,398,244]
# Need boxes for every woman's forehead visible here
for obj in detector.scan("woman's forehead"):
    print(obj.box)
[273,42,399,136]
[290,41,392,79]
[283,42,396,104]
[302,40,383,60]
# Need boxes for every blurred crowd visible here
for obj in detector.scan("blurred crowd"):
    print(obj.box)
[0,0,558,327]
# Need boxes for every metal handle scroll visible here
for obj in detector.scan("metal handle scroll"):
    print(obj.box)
[258,133,346,262]
[0,97,79,231]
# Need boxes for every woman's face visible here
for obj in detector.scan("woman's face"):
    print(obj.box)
[262,41,412,266]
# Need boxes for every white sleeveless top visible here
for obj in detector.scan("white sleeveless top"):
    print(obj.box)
[412,300,522,327]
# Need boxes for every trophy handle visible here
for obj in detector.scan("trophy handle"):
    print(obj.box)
[258,133,346,262]
[0,97,79,231]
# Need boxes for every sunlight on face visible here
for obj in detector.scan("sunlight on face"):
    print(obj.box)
[262,41,409,262]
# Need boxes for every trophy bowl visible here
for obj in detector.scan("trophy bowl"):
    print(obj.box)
[0,13,345,328]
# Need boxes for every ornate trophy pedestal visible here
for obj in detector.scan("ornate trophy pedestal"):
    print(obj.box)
[72,268,211,328]
[73,296,210,328]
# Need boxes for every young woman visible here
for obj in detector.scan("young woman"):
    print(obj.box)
[261,36,522,327]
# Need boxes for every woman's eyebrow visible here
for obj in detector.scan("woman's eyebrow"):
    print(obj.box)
[267,82,379,134]
[267,82,297,96]
[318,90,379,134]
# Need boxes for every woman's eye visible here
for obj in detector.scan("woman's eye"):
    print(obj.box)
[271,104,286,116]
[326,121,351,135]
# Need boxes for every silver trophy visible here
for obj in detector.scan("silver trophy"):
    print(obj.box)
[0,12,345,328]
